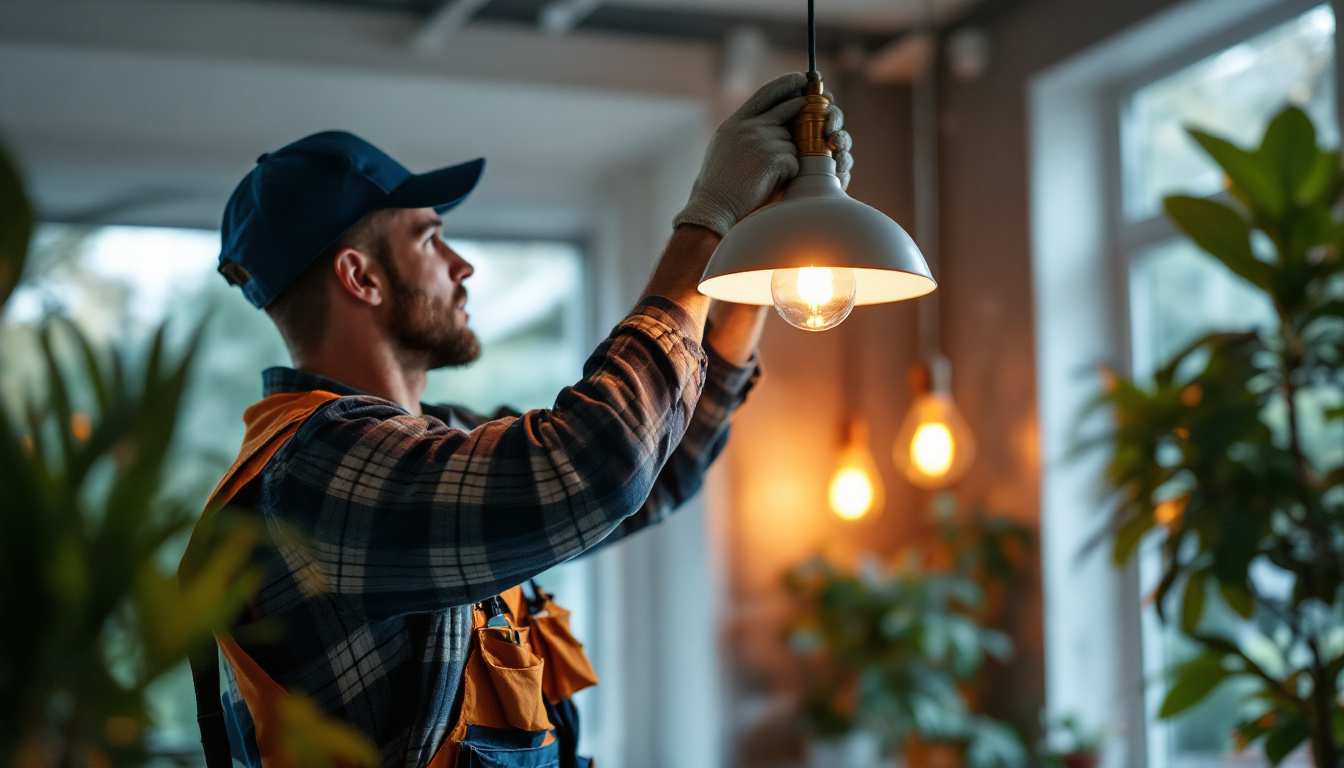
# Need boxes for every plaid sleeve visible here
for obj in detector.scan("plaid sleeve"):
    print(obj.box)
[268,297,708,618]
[587,332,761,550]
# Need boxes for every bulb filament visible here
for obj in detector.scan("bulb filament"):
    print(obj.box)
[796,267,834,328]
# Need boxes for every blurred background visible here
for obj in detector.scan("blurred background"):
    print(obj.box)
[1,0,1341,767]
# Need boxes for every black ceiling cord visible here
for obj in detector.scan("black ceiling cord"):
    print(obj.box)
[807,0,817,76]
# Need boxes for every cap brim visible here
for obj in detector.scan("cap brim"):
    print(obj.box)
[382,157,485,214]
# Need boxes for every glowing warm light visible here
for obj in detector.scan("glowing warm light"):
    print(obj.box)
[894,392,976,489]
[770,266,857,332]
[909,422,954,478]
[796,267,835,305]
[828,419,884,521]
[829,467,875,520]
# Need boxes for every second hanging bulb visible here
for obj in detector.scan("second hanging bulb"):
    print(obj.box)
[828,418,884,521]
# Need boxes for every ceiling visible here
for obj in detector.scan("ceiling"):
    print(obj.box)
[0,0,723,235]
[280,0,983,48]
[0,0,993,237]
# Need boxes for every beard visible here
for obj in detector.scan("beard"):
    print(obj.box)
[383,261,481,370]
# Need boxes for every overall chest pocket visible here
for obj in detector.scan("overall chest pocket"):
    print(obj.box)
[456,725,561,768]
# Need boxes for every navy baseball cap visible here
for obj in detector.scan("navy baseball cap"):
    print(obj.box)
[219,130,485,308]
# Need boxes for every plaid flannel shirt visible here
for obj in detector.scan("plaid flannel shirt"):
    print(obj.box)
[220,297,759,768]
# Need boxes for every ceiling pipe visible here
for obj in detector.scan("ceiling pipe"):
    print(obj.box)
[539,0,603,34]
[411,0,492,51]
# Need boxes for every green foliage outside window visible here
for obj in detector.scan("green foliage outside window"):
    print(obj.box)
[1092,107,1344,767]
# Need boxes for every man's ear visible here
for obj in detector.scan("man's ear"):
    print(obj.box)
[331,247,385,307]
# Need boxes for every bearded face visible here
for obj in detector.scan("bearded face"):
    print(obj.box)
[382,255,482,370]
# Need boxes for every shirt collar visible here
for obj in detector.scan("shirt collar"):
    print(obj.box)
[262,367,475,424]
[262,366,378,400]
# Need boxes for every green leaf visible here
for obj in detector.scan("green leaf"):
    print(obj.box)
[1112,510,1155,563]
[1258,107,1318,199]
[1180,570,1207,633]
[1163,196,1269,290]
[1218,580,1255,619]
[1160,656,1233,718]
[0,138,32,311]
[1263,718,1310,765]
[278,695,382,768]
[1189,129,1284,217]
[1236,715,1275,750]
[1294,149,1341,206]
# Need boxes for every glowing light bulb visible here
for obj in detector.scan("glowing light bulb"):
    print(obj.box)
[828,420,884,521]
[829,467,874,521]
[894,393,975,489]
[770,266,857,332]
[910,422,955,478]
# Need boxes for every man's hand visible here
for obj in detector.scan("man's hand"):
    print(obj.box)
[674,73,807,236]
[674,73,855,236]
[825,88,854,191]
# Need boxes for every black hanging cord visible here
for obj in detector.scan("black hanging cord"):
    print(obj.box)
[807,0,817,75]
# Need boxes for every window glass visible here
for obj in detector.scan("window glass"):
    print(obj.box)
[1123,8,1339,765]
[1130,240,1280,766]
[1125,4,1337,221]
[1,224,591,761]
[1129,237,1276,375]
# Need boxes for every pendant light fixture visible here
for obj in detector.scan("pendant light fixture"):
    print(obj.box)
[829,418,884,521]
[827,321,884,521]
[893,0,975,490]
[894,356,976,489]
[696,0,937,331]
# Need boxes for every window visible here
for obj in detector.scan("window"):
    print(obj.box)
[1122,5,1337,222]
[1117,6,1336,767]
[1,224,590,761]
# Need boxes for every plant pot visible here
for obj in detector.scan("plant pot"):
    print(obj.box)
[806,731,890,768]
[1058,752,1100,768]
[904,735,963,768]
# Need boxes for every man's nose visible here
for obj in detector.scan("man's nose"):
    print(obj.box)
[444,245,474,282]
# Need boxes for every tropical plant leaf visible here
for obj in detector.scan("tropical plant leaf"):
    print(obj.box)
[1111,509,1155,564]
[1258,107,1318,200]
[1180,570,1207,633]
[1218,580,1255,619]
[1189,129,1284,217]
[278,695,381,768]
[1294,149,1341,207]
[1164,196,1270,290]
[1160,655,1233,718]
[1263,718,1310,765]
[0,139,32,311]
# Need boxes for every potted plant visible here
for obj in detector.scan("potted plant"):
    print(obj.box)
[1038,714,1102,768]
[784,507,1031,768]
[1091,106,1344,767]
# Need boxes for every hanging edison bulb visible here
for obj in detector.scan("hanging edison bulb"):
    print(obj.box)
[828,419,884,521]
[771,266,858,331]
[893,361,975,489]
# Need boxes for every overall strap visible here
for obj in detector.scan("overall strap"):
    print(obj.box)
[185,390,341,768]
[192,642,234,768]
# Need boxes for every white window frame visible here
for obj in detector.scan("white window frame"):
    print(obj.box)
[1029,1,1343,767]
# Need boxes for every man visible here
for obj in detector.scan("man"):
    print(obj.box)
[195,72,852,767]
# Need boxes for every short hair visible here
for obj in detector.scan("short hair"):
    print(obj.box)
[265,209,396,353]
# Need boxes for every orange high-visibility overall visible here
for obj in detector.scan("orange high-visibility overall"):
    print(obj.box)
[184,391,598,768]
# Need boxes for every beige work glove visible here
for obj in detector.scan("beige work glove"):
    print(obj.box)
[674,72,854,237]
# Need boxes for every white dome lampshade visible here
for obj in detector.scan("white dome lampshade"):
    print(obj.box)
[697,77,936,328]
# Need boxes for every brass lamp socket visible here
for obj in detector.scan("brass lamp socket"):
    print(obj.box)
[792,76,832,158]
